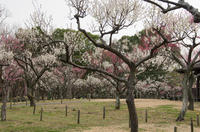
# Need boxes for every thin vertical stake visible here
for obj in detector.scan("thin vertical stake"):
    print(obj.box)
[145,109,148,123]
[197,114,199,126]
[33,104,36,115]
[65,105,67,117]
[174,126,177,132]
[40,108,43,121]
[103,106,105,120]
[129,115,131,128]
[77,110,80,124]
[191,118,193,132]
[10,101,12,109]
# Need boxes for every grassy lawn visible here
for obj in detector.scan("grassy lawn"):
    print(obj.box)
[0,99,200,132]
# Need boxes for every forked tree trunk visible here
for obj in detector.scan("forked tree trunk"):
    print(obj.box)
[176,73,189,121]
[28,89,36,107]
[28,95,36,107]
[188,74,194,111]
[126,71,138,132]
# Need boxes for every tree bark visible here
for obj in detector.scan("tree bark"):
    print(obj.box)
[27,91,36,107]
[126,94,138,132]
[176,73,189,121]
[188,88,194,110]
[126,71,138,132]
[0,66,6,121]
[197,77,200,101]
[1,87,7,121]
[115,91,120,110]
[66,86,72,99]
[28,96,36,107]
[188,74,194,111]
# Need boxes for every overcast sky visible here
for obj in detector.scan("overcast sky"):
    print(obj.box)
[1,0,200,38]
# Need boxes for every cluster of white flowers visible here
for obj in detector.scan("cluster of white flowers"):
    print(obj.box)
[54,47,66,56]
[17,28,35,40]
[0,44,14,63]
[74,79,87,87]
[23,50,32,58]
[128,45,150,62]
[0,50,13,62]
[74,75,110,88]
[93,48,103,59]
[87,76,101,86]
[136,79,167,93]
[64,32,86,51]
[35,53,57,66]
[102,61,112,69]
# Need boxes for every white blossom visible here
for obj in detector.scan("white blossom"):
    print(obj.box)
[87,76,101,86]
[0,44,14,63]
[23,50,32,58]
[102,61,112,69]
[74,79,86,87]
[35,53,57,66]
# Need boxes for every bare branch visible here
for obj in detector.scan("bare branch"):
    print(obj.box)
[136,28,184,67]
[136,41,165,67]
[63,60,127,83]
[144,0,200,23]
[171,52,185,68]
[74,15,133,68]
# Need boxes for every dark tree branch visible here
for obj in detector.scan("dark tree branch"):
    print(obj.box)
[177,52,188,66]
[191,50,200,67]
[144,0,200,23]
[14,57,26,71]
[30,67,48,88]
[136,41,165,67]
[99,73,117,87]
[63,60,127,83]
[0,64,9,67]
[74,15,134,68]
[171,52,185,68]
[136,27,184,67]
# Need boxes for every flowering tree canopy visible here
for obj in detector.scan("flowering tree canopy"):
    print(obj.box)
[63,1,184,131]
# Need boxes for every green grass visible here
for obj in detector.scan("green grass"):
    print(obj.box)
[0,99,200,132]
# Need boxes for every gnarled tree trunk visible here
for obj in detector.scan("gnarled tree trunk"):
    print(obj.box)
[176,73,189,121]
[28,95,36,107]
[27,88,36,107]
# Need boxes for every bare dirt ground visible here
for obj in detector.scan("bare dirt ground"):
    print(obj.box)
[90,98,182,108]
[82,99,200,132]
[83,124,200,132]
